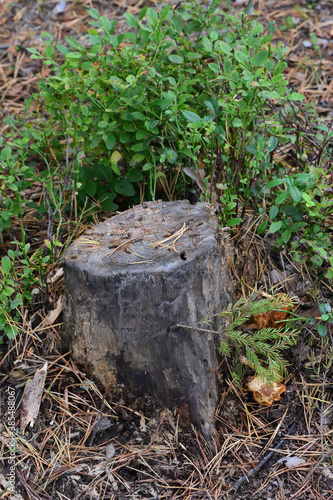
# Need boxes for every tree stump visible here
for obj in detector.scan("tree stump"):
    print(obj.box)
[63,200,233,442]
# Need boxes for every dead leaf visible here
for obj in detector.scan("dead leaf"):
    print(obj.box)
[277,456,307,468]
[160,408,176,431]
[13,7,26,21]
[140,416,147,433]
[105,443,116,459]
[95,416,112,433]
[40,295,63,327]
[245,375,286,406]
[9,365,29,379]
[20,362,48,433]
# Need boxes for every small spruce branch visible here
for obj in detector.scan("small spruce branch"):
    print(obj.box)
[179,292,298,383]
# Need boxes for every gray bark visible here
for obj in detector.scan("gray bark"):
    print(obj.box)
[63,200,233,443]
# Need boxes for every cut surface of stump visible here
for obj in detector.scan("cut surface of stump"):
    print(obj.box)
[63,200,233,441]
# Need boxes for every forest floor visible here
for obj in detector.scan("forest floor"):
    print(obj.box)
[0,0,333,499]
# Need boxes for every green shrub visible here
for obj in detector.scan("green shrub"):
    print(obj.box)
[25,0,303,222]
[0,141,69,343]
[262,115,333,279]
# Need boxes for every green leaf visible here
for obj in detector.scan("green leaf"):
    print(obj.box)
[319,303,331,314]
[160,7,171,20]
[146,119,160,130]
[41,32,53,44]
[186,52,202,61]
[80,105,89,116]
[65,52,82,60]
[289,185,302,203]
[269,221,283,233]
[269,206,278,219]
[227,218,243,227]
[169,55,184,64]
[131,153,145,163]
[273,61,287,75]
[216,41,232,55]
[202,36,212,52]
[31,130,42,140]
[109,35,119,48]
[234,50,248,64]
[314,245,328,258]
[182,110,201,123]
[136,129,147,140]
[124,12,139,28]
[143,162,154,171]
[10,298,21,309]
[115,179,135,196]
[119,132,130,143]
[85,181,97,197]
[288,92,305,101]
[101,193,118,212]
[163,148,178,163]
[210,31,218,42]
[257,220,268,234]
[65,35,80,49]
[232,118,243,127]
[104,133,116,150]
[87,35,102,46]
[132,111,146,121]
[326,267,333,280]
[1,146,11,159]
[127,169,143,181]
[260,90,281,99]
[281,229,291,243]
[208,63,220,73]
[110,152,121,175]
[100,16,112,33]
[98,121,108,129]
[146,7,158,24]
[56,44,70,55]
[1,211,11,221]
[275,192,289,205]
[268,136,278,152]
[45,45,54,58]
[139,6,148,21]
[285,205,303,222]
[244,0,253,15]
[266,178,284,188]
[317,324,327,337]
[311,254,323,267]
[126,74,136,84]
[253,50,268,66]
[131,143,145,152]
[87,7,100,19]
[1,256,11,275]
[5,325,18,339]
[173,15,182,34]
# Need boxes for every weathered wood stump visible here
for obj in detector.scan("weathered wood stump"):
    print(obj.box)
[63,200,233,442]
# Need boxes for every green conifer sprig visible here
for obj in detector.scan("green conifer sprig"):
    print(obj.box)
[201,292,298,383]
